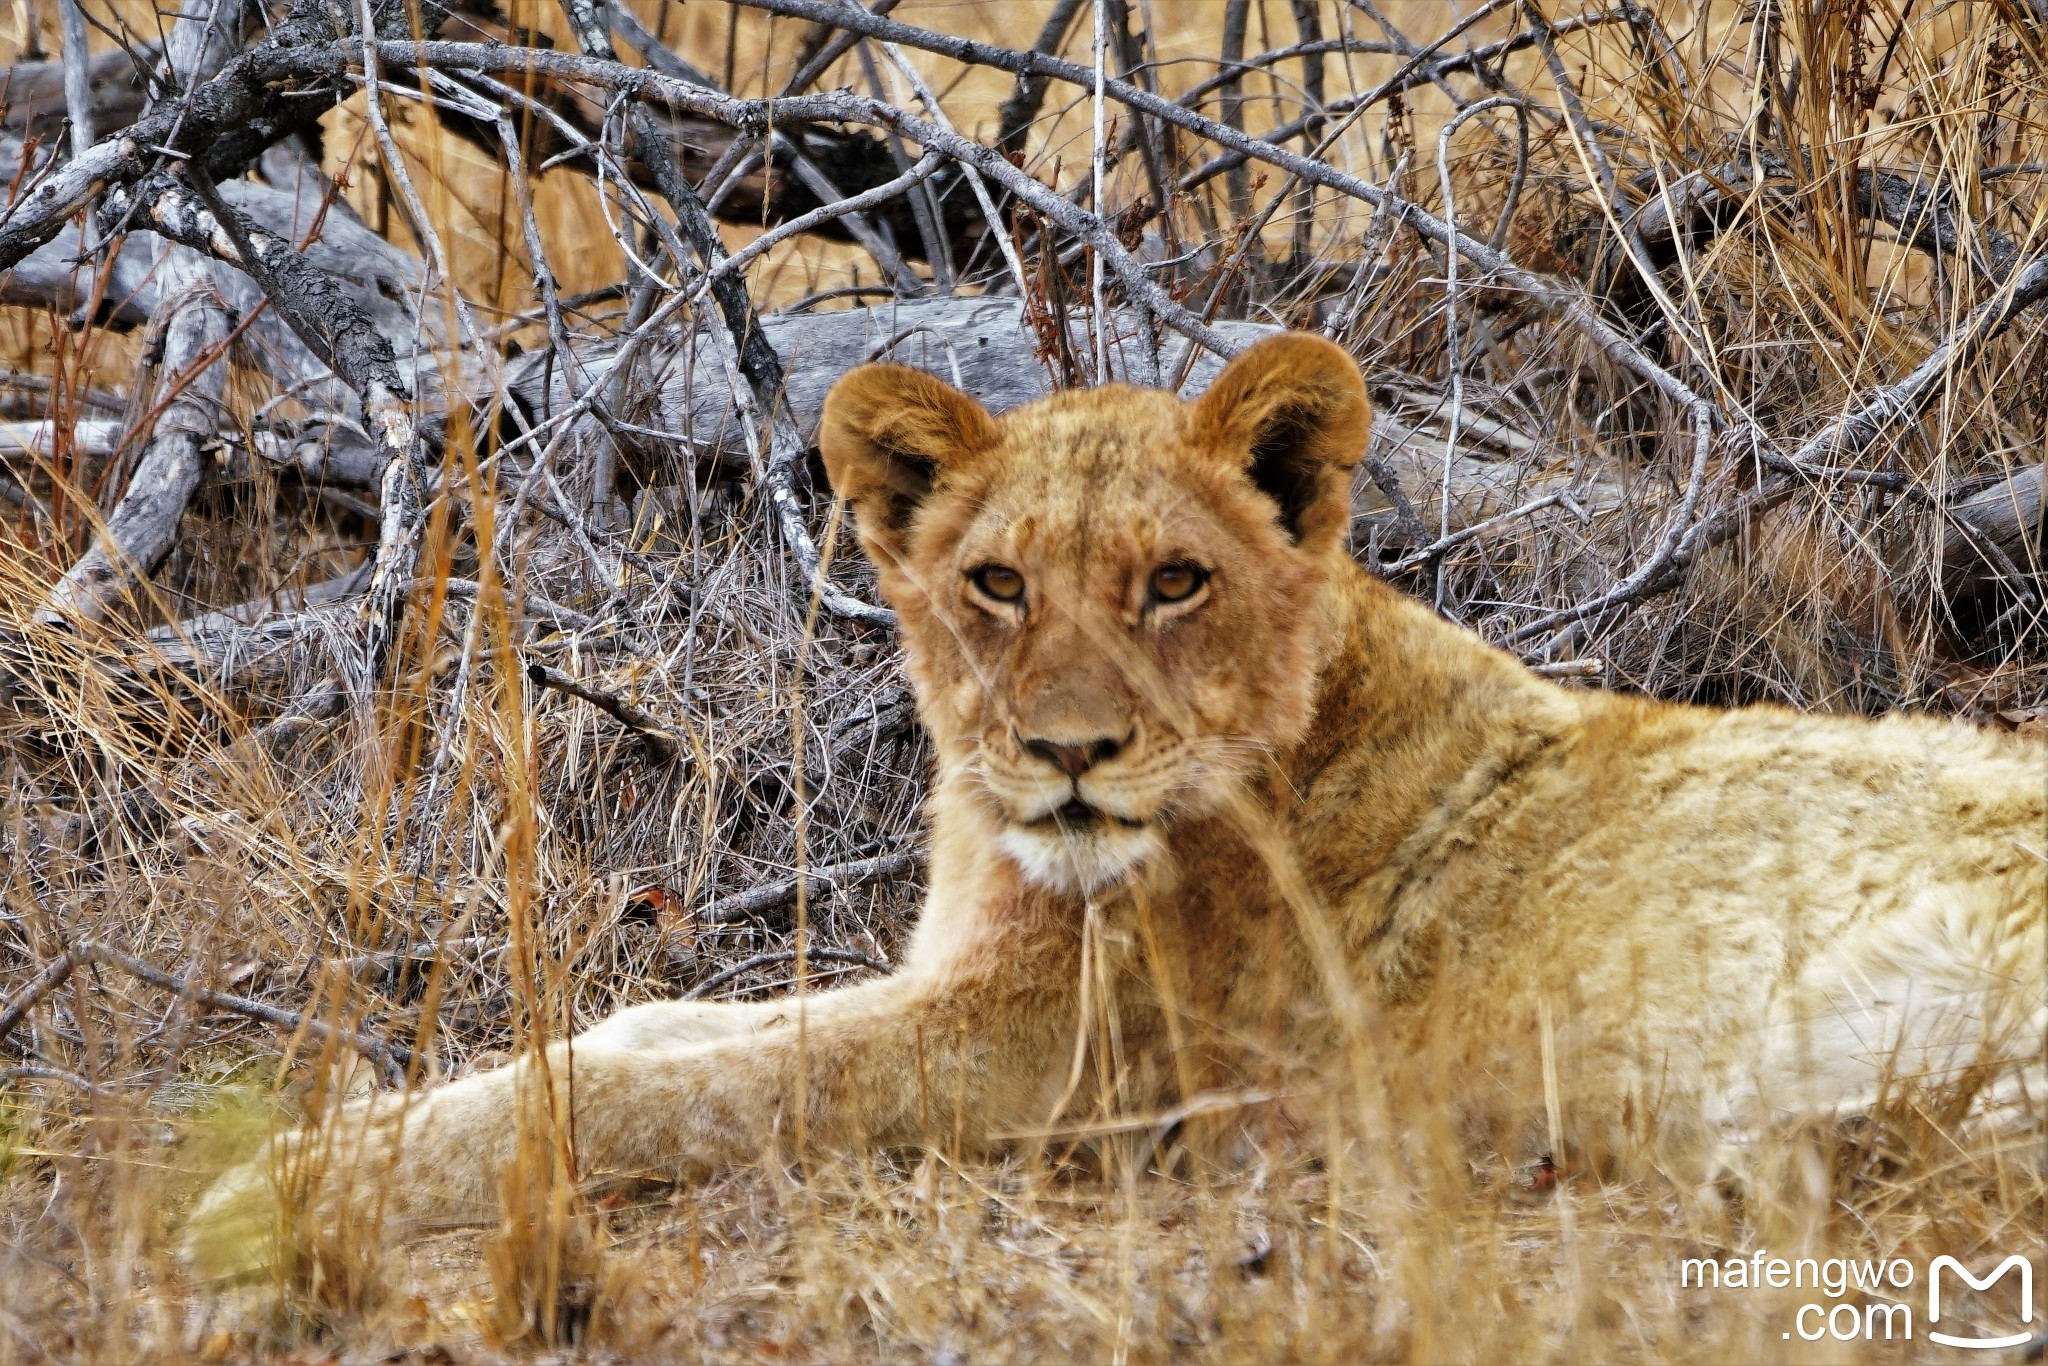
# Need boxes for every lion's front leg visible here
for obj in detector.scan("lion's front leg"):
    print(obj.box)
[365,992,832,1214]
[562,971,1078,1187]
[570,993,811,1049]
[191,965,1080,1267]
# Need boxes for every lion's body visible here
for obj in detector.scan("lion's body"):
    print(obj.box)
[1287,573,2044,1135]
[193,337,2045,1246]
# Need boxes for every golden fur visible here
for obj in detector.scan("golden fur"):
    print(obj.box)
[192,335,2046,1254]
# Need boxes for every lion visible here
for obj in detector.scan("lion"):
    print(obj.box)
[191,333,2046,1256]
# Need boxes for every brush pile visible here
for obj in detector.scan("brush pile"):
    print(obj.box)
[0,1,2040,1357]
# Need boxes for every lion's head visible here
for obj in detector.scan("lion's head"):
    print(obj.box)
[819,334,1371,894]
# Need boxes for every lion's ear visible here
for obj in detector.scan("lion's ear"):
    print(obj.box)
[1189,333,1371,549]
[819,364,999,559]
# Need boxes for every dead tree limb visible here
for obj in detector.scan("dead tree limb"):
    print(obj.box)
[264,35,1698,416]
[687,851,924,931]
[55,0,96,157]
[538,0,887,628]
[97,169,427,680]
[35,256,230,624]
[83,943,413,1083]
[0,948,77,1051]
[0,0,456,271]
[680,946,892,996]
[1786,257,2048,471]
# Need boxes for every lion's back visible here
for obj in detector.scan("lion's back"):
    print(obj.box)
[1524,698,2041,925]
[1382,693,2045,1121]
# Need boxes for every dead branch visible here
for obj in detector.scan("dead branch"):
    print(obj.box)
[525,659,686,764]
[1507,403,1715,642]
[83,943,412,1083]
[1788,258,2048,470]
[268,32,1728,430]
[687,851,925,931]
[98,169,429,682]
[0,0,470,271]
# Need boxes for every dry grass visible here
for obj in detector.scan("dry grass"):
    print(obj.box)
[0,1,2043,1361]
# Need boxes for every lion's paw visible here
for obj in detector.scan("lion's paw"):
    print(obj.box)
[179,1104,410,1282]
[180,1138,300,1281]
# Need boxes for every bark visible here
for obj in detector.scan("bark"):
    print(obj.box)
[0,148,442,409]
[0,0,458,273]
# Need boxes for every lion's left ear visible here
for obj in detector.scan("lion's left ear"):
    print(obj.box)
[1188,333,1371,550]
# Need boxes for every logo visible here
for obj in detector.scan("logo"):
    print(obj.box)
[1928,1255,2034,1350]
[1678,1247,2038,1344]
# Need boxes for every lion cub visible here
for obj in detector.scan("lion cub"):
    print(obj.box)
[195,334,2045,1243]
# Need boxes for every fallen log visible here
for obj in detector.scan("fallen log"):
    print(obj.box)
[507,297,1274,471]
[1944,462,2046,594]
[0,47,156,149]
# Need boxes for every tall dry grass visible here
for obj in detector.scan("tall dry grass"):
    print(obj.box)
[0,1,2042,1361]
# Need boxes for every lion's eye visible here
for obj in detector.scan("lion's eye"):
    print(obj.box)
[1149,562,1209,604]
[968,564,1026,604]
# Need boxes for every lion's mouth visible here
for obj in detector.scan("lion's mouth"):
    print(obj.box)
[1026,798,1148,833]
[995,793,1165,892]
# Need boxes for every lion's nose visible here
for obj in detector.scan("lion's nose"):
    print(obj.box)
[1021,732,1126,778]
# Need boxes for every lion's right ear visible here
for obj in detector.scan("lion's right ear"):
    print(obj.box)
[818,364,998,559]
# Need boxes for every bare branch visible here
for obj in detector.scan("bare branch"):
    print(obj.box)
[84,943,413,1083]
[0,949,78,1051]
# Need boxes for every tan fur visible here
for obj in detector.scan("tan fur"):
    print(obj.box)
[192,336,2046,1253]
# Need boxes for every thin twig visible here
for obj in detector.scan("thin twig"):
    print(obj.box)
[1384,493,1565,576]
[685,850,924,931]
[682,946,891,999]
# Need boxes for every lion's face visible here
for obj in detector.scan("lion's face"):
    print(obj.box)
[821,335,1372,894]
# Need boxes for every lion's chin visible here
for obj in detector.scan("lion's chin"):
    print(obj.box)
[995,822,1163,895]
